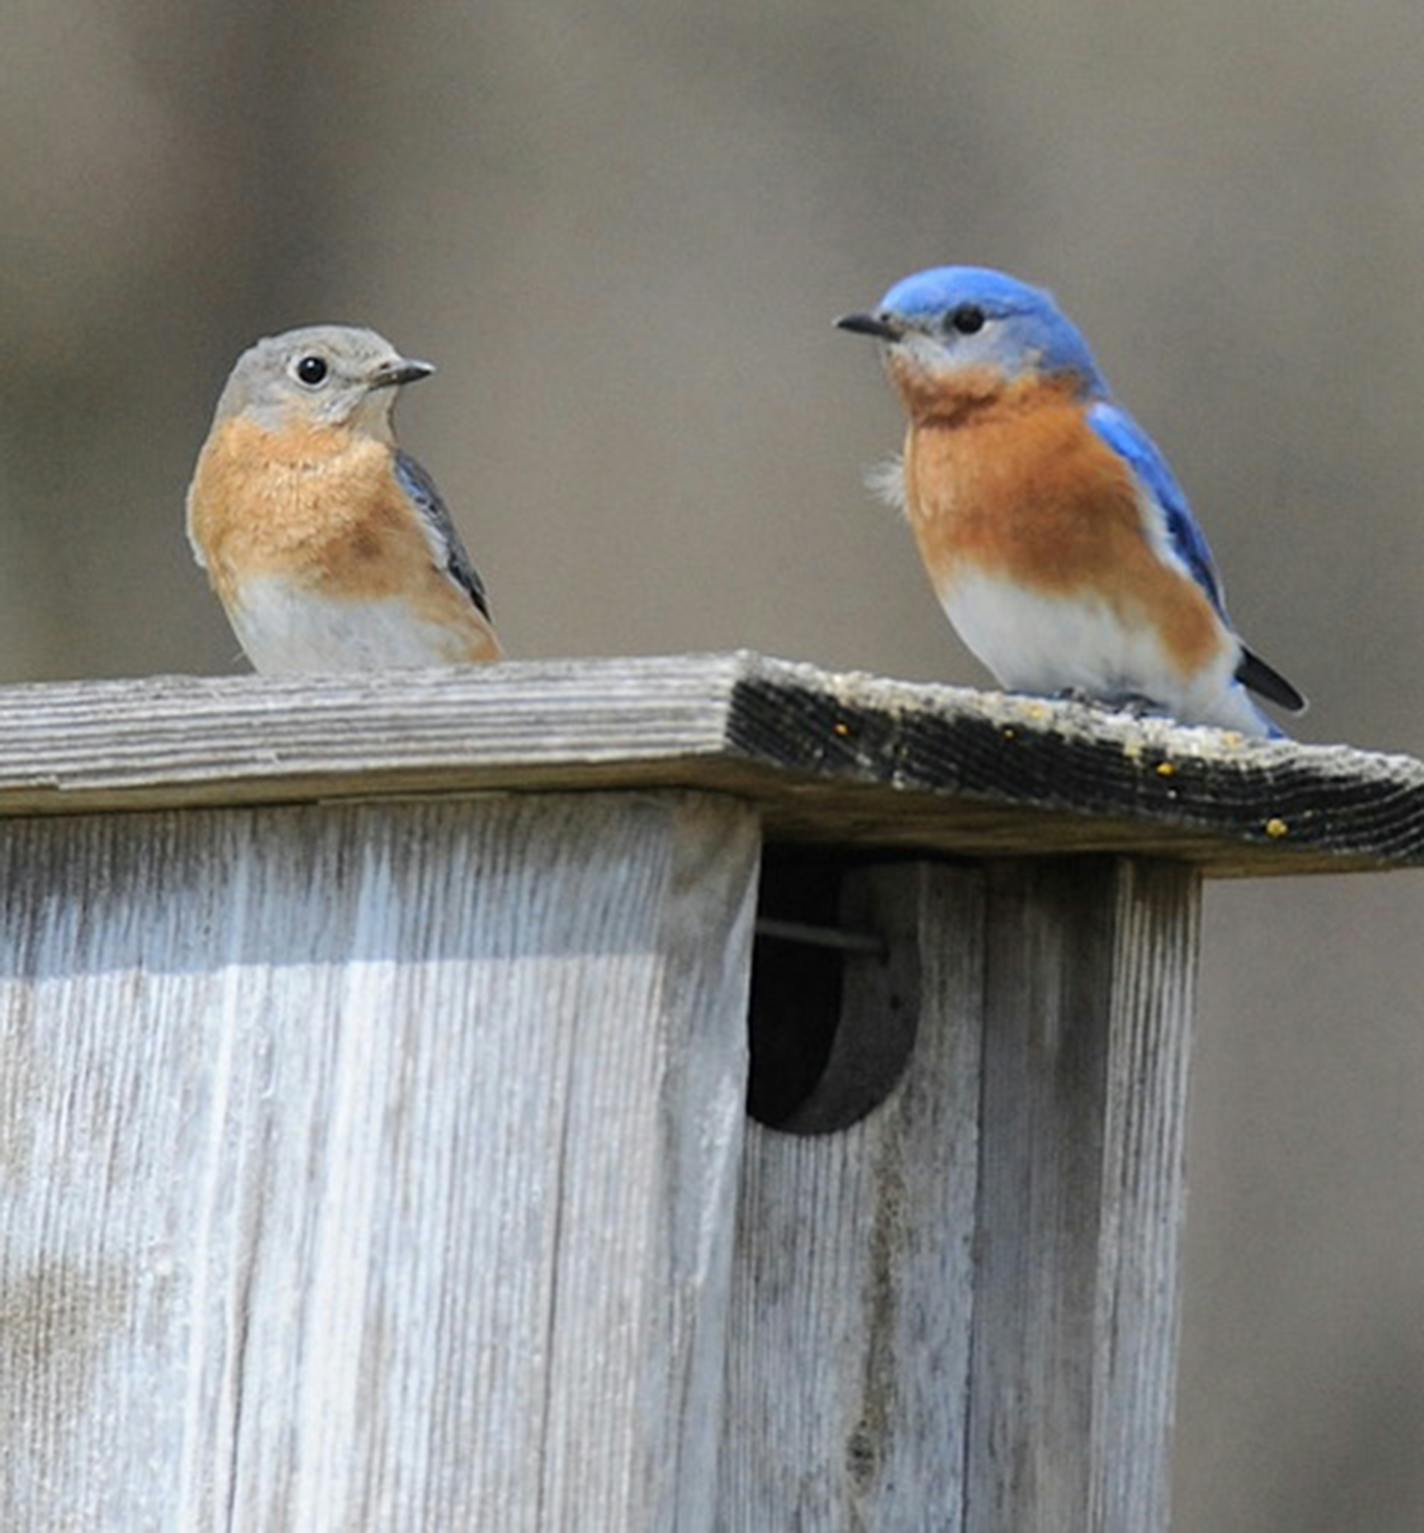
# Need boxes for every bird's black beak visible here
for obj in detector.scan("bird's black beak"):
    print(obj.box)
[369,357,436,389]
[835,312,904,342]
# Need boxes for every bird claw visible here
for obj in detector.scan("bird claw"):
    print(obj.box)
[1038,688,1167,721]
[1110,692,1167,719]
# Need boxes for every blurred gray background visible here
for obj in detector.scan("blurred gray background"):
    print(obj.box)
[3,2,1422,1525]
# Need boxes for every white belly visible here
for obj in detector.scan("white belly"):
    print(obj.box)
[942,573,1265,733]
[226,576,485,674]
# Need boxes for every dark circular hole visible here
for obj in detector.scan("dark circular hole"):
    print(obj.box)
[747,853,919,1134]
[747,858,845,1127]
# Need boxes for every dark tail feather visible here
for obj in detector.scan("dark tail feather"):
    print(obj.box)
[1236,647,1307,713]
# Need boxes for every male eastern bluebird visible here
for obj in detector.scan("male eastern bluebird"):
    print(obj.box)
[186,325,501,673]
[837,267,1304,737]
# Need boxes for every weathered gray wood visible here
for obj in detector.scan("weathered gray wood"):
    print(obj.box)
[719,857,1198,1530]
[719,863,985,1530]
[0,655,1412,874]
[0,791,757,1532]
[0,656,1395,1528]
[967,858,1200,1533]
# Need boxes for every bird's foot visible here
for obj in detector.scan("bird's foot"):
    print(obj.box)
[1104,692,1169,720]
[1035,688,1168,721]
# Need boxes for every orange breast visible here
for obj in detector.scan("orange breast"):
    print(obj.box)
[902,380,1223,677]
[188,417,499,657]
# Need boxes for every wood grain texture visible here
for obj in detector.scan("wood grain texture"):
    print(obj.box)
[0,655,1411,874]
[0,791,757,1532]
[966,858,1200,1533]
[718,864,985,1531]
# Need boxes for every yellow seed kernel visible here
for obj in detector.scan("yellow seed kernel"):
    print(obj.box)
[1264,817,1289,839]
[1155,761,1177,778]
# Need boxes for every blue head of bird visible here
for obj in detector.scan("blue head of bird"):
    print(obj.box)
[837,266,1108,417]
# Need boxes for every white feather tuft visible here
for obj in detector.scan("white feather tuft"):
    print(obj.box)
[864,454,908,516]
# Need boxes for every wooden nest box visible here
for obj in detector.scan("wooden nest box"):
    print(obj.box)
[3,654,1420,1530]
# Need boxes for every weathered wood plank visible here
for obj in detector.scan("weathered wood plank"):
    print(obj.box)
[966,858,1200,1533]
[719,863,985,1530]
[0,655,1411,874]
[0,791,757,1532]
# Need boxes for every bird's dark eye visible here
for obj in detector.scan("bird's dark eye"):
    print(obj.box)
[295,355,329,386]
[949,304,986,335]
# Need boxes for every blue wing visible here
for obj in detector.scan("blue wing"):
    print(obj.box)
[1086,401,1226,617]
[392,449,493,622]
[1088,401,1306,715]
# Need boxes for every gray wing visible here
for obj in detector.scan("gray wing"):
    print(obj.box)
[392,449,493,622]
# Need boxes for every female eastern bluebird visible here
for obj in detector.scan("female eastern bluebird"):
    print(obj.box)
[186,325,501,674]
[837,267,1305,738]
